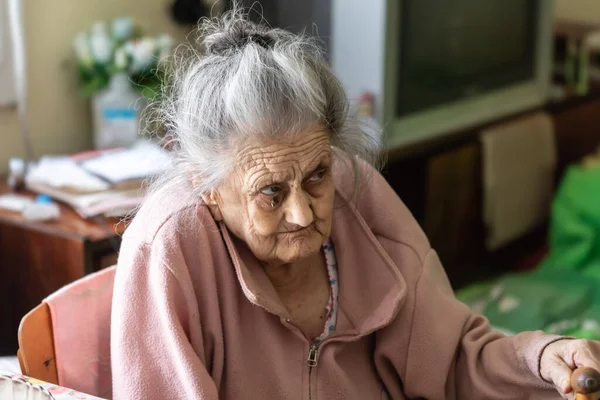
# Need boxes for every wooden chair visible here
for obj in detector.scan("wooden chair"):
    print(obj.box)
[17,302,58,384]
[16,266,115,398]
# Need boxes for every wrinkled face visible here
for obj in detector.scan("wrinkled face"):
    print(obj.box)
[214,129,335,265]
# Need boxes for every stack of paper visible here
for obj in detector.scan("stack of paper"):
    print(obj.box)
[78,141,171,184]
[25,141,171,218]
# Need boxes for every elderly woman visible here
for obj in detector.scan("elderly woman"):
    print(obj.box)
[111,10,600,400]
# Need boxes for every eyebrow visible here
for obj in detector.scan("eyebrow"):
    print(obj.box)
[248,151,332,192]
[305,152,332,174]
[248,169,291,193]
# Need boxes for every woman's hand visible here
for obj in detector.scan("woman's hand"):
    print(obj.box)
[540,339,600,398]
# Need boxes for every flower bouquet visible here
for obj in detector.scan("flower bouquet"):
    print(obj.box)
[73,17,173,99]
[73,17,174,148]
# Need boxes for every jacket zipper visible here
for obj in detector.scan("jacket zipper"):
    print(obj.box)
[307,344,319,400]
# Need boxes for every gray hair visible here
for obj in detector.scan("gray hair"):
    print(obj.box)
[146,6,382,204]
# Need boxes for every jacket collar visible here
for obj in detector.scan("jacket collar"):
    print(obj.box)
[219,192,407,337]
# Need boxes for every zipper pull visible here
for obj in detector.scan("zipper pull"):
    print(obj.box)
[306,344,318,367]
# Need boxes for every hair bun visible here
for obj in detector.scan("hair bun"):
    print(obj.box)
[204,18,275,56]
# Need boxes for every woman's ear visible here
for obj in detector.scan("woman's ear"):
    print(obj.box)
[189,171,223,221]
[200,189,223,221]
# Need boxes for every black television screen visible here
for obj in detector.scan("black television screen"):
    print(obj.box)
[396,0,538,117]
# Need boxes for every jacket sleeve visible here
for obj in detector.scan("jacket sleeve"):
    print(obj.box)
[403,250,565,400]
[111,235,219,400]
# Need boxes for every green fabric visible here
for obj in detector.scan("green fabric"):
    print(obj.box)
[457,164,600,339]
[457,271,600,338]
[539,164,600,277]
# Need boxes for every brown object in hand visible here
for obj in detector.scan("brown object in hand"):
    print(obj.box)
[571,367,600,400]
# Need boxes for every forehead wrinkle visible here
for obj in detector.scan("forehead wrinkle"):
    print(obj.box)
[301,148,332,174]
[243,143,330,180]
[243,146,331,177]
[244,170,275,191]
[245,161,300,192]
[245,148,329,191]
[246,145,329,180]
[246,165,294,188]
[238,132,331,191]
[241,134,330,166]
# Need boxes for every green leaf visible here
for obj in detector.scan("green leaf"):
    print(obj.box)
[79,75,110,98]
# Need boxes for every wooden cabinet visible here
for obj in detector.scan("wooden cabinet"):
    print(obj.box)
[0,182,125,355]
[385,91,600,289]
[552,97,600,174]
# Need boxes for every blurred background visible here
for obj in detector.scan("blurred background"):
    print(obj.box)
[1,0,600,373]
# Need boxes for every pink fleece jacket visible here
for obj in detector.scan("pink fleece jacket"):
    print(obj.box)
[111,162,563,399]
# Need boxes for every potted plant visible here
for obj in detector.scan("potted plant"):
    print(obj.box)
[72,17,173,149]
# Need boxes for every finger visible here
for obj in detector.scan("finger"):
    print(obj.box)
[565,392,575,400]
[544,355,574,394]
[572,340,600,371]
[564,391,574,400]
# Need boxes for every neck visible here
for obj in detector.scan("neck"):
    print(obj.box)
[263,251,324,295]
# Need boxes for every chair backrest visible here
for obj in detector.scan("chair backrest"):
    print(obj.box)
[17,302,57,384]
[18,266,116,399]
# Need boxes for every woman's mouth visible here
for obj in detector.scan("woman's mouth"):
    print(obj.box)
[278,224,314,236]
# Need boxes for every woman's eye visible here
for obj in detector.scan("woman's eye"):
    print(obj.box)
[260,185,281,196]
[307,169,327,183]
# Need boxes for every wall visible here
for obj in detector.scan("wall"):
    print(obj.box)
[555,0,600,24]
[0,0,192,174]
[6,1,591,176]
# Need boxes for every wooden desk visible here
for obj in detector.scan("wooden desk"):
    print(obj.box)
[0,181,126,355]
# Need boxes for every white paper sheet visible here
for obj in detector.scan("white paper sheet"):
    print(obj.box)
[26,157,110,193]
[79,141,171,183]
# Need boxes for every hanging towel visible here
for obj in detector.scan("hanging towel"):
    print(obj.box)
[481,112,556,251]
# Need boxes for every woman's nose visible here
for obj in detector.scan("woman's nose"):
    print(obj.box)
[284,189,314,228]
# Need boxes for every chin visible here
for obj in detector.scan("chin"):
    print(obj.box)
[275,233,324,264]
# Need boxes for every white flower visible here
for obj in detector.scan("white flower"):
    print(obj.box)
[86,21,115,64]
[91,21,108,36]
[73,32,93,67]
[114,47,128,71]
[128,38,157,73]
[90,30,114,64]
[123,41,135,55]
[112,17,134,41]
